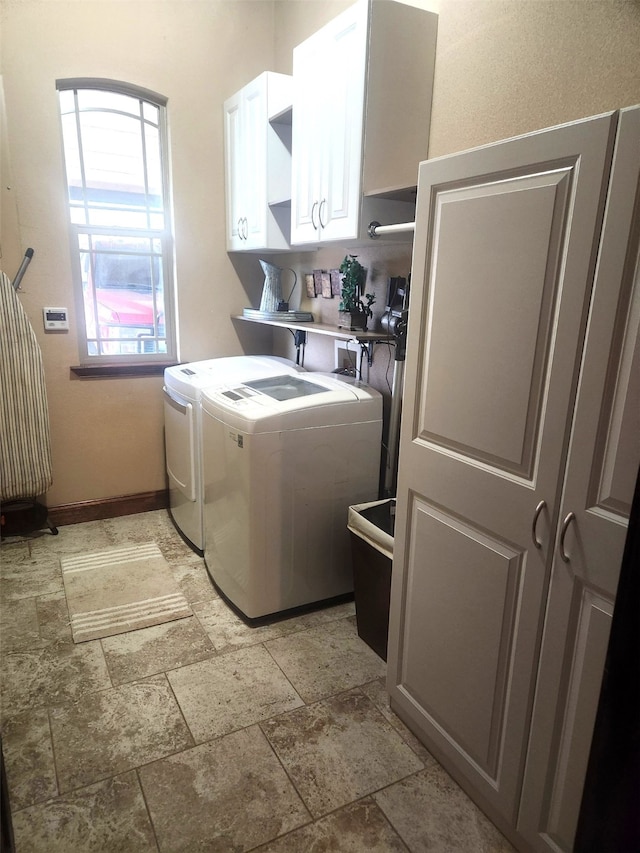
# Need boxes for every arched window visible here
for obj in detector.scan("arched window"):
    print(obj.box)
[57,79,176,363]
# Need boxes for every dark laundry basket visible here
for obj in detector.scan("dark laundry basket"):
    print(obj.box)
[347,499,395,661]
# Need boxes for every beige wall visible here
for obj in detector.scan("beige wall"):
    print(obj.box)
[1,0,638,509]
[0,0,276,506]
[274,0,352,71]
[269,0,640,437]
[428,0,640,159]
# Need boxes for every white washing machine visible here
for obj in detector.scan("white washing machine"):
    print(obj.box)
[163,356,303,553]
[201,372,383,621]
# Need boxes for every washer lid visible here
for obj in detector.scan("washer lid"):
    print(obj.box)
[163,356,301,402]
[243,374,331,401]
[201,372,382,432]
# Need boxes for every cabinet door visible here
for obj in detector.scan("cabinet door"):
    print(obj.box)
[291,27,324,245]
[224,73,292,253]
[242,75,267,249]
[224,90,244,251]
[291,1,366,246]
[317,0,366,243]
[387,112,618,829]
[518,106,640,852]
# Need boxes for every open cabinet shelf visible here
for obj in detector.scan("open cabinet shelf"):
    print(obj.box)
[232,314,388,343]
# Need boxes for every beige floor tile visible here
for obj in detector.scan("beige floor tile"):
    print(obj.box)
[2,512,511,853]
[104,509,180,556]
[10,771,158,853]
[171,560,218,604]
[49,674,194,792]
[36,591,72,643]
[104,508,171,537]
[264,616,386,702]
[193,597,316,653]
[295,599,357,626]
[167,644,304,742]
[0,540,30,568]
[102,616,215,685]
[192,576,355,652]
[0,638,111,722]
[261,690,424,818]
[0,554,63,600]
[1,707,58,810]
[0,590,70,653]
[1,543,55,574]
[27,521,115,558]
[254,798,409,852]
[0,596,43,653]
[139,725,310,852]
[374,765,516,853]
[156,530,203,565]
[361,677,435,765]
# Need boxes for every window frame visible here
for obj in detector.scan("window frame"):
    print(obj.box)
[56,78,177,366]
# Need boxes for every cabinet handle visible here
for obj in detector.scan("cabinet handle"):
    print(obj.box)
[237,218,244,240]
[559,511,576,563]
[243,217,249,240]
[318,198,327,229]
[311,201,319,231]
[532,500,546,549]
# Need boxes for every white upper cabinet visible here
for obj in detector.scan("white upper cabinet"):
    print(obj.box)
[224,72,292,252]
[291,0,438,247]
[291,3,366,245]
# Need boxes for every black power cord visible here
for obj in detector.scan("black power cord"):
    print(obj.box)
[293,329,306,366]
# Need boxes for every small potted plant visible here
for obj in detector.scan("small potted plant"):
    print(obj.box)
[337,254,375,331]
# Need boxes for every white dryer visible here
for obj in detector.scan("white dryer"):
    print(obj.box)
[163,356,303,553]
[201,372,382,621]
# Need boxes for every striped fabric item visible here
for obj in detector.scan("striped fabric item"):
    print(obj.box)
[0,270,52,500]
[61,543,192,643]
[70,594,190,641]
[61,543,165,574]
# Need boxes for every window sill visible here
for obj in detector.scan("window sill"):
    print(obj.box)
[70,361,178,378]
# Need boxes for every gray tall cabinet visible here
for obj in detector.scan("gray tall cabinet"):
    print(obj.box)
[388,106,640,852]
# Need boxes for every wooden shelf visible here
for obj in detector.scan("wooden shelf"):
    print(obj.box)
[232,314,391,343]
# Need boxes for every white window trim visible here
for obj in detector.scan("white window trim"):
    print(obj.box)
[57,78,177,366]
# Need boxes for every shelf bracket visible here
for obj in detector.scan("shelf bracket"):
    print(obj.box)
[358,340,375,367]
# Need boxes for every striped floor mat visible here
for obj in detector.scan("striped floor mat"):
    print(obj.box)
[61,543,192,643]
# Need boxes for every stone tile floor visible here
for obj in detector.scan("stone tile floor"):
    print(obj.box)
[0,510,515,852]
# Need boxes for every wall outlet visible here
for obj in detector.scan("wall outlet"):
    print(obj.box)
[334,339,361,377]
